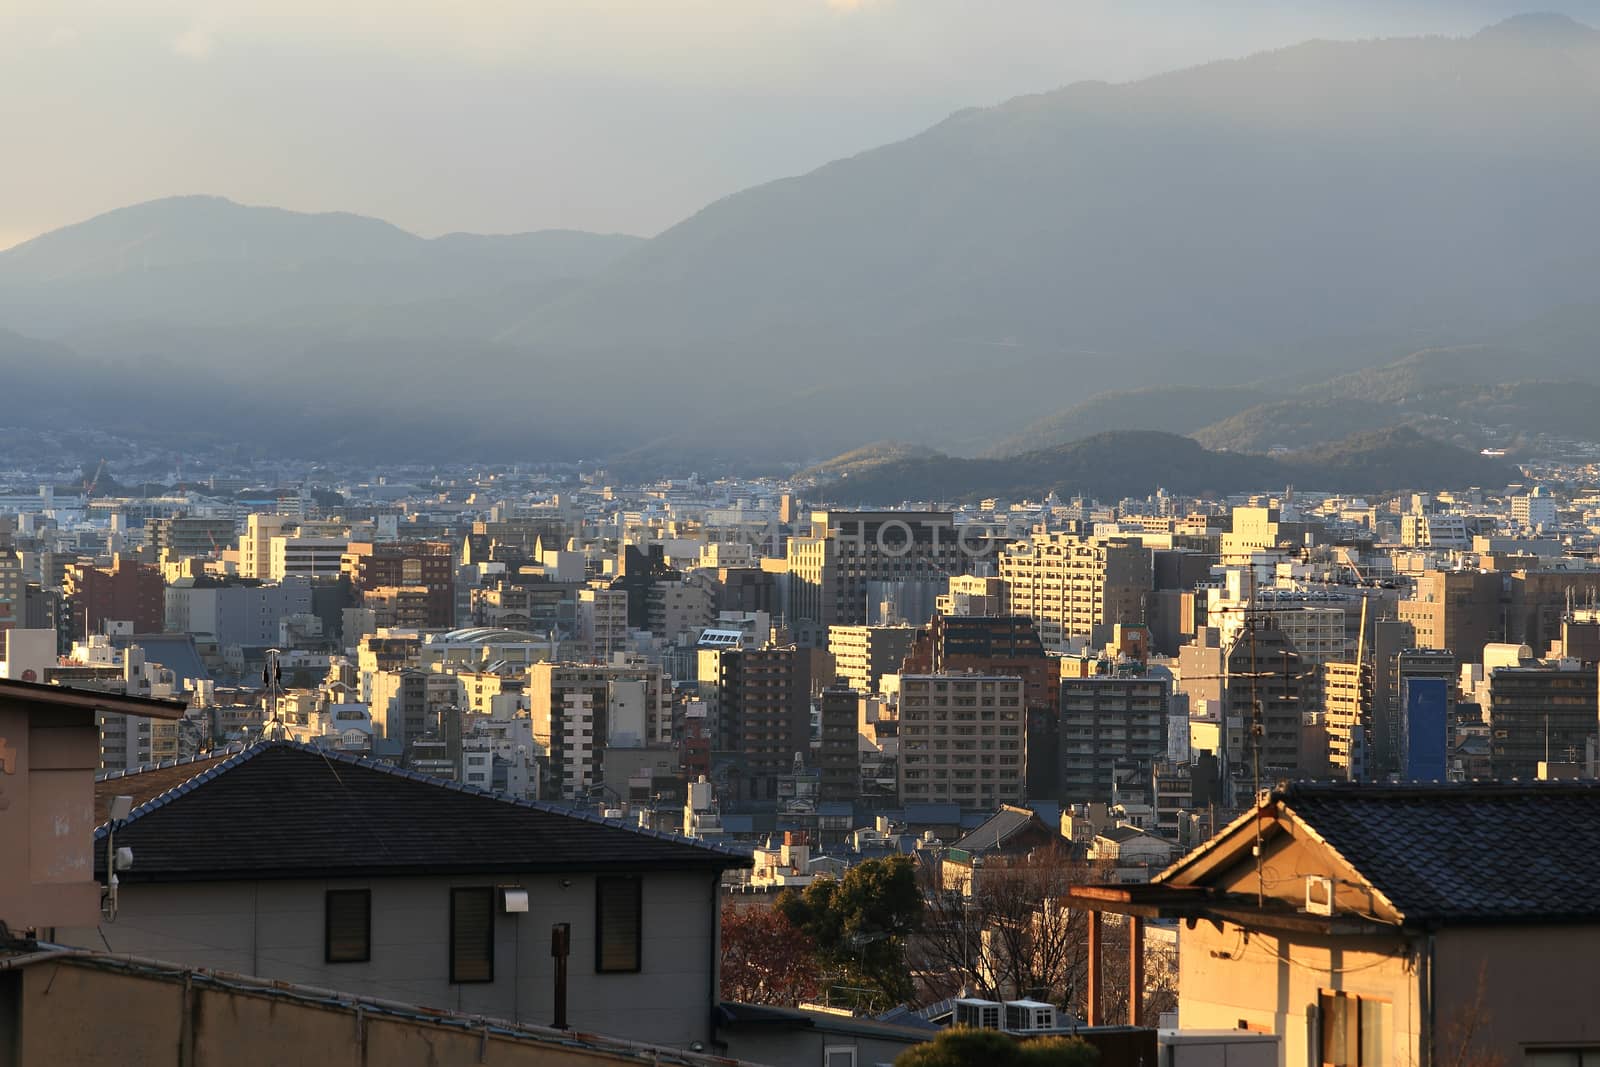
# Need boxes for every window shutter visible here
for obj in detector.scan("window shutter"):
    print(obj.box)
[451,887,495,983]
[325,890,371,963]
[595,877,642,973]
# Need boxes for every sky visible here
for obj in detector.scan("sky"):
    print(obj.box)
[4,1,1600,249]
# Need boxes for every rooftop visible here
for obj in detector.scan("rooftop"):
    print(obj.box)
[97,741,749,882]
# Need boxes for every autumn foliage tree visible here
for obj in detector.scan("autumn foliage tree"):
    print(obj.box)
[720,904,824,1005]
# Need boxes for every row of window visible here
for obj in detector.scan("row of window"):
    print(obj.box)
[323,879,643,981]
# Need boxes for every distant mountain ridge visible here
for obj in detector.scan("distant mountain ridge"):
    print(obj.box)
[8,17,1600,463]
[816,427,1518,504]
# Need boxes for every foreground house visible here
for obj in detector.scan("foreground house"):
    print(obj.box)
[1071,781,1600,1065]
[62,740,748,1050]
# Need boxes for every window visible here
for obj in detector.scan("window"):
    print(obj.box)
[823,1047,858,1067]
[1319,991,1390,1067]
[1529,1051,1600,1067]
[595,877,642,973]
[450,887,495,983]
[324,890,370,963]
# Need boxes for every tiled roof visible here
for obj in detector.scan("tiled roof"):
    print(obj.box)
[98,741,747,882]
[1280,780,1600,922]
[951,806,1043,853]
[95,747,242,825]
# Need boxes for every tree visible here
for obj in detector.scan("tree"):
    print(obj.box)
[894,1029,1099,1067]
[776,856,924,1010]
[720,904,823,1006]
[917,849,1102,1010]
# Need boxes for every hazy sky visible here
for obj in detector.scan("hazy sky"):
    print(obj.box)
[4,1,1599,249]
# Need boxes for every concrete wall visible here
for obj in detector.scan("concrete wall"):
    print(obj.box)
[6,956,727,1067]
[0,703,102,932]
[1177,920,1421,1067]
[59,869,721,1050]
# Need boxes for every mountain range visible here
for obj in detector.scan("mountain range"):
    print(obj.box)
[5,14,1600,473]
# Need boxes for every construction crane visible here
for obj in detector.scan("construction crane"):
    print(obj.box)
[83,458,107,500]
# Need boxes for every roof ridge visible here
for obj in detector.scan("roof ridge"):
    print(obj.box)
[102,738,745,859]
[95,743,272,840]
[96,743,248,784]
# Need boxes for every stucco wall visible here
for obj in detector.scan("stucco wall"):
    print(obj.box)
[1177,920,1421,1067]
[58,869,720,1050]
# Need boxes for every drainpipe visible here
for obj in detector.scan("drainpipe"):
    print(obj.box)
[1420,932,1436,1067]
[708,871,722,1050]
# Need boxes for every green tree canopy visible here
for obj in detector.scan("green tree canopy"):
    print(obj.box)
[894,1029,1100,1067]
[776,855,924,1009]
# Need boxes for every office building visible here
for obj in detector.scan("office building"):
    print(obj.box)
[827,624,916,695]
[1059,672,1169,803]
[786,511,978,628]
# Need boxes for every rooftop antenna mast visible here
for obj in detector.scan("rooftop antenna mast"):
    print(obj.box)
[263,647,285,740]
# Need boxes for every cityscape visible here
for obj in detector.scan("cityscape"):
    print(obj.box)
[5,5,1600,1066]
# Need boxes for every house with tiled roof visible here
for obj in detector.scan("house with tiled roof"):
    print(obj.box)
[1069,780,1600,1064]
[61,740,749,1050]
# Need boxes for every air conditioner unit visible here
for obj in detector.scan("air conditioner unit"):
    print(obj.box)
[954,999,1002,1030]
[1305,875,1335,916]
[1003,999,1057,1032]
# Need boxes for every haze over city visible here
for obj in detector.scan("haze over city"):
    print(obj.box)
[3,5,1600,1066]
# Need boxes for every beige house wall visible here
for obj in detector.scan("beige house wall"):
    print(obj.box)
[1178,921,1422,1067]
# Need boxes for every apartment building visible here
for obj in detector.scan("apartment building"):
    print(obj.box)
[998,534,1152,651]
[64,555,165,635]
[1487,661,1600,779]
[817,683,861,802]
[697,644,811,797]
[827,623,916,695]
[898,673,1026,808]
[1059,673,1169,803]
[528,658,672,798]
[1398,569,1502,665]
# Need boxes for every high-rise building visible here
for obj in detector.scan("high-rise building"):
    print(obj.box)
[697,644,811,798]
[239,513,296,580]
[1321,660,1371,781]
[1225,618,1313,776]
[786,511,978,628]
[998,534,1152,651]
[827,624,916,695]
[1487,663,1600,780]
[817,684,861,802]
[1059,672,1169,803]
[528,658,672,798]
[901,614,1060,797]
[577,587,629,660]
[1398,570,1502,667]
[898,674,1026,809]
